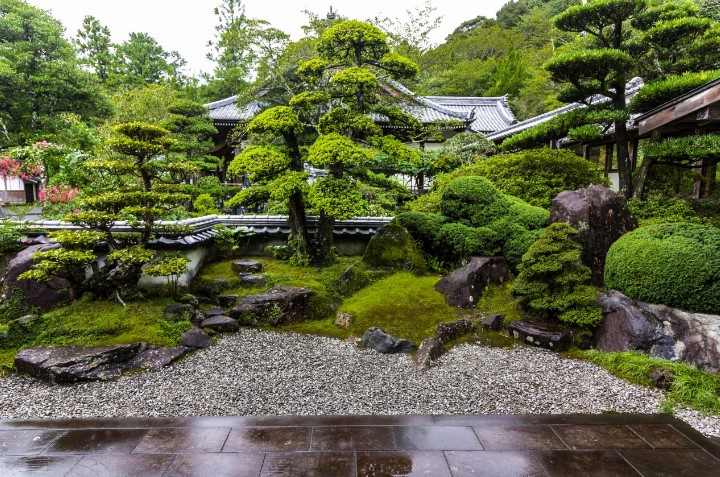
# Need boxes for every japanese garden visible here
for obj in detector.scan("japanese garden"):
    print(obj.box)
[1,0,720,473]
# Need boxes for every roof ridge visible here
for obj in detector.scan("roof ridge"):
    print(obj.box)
[204,95,239,109]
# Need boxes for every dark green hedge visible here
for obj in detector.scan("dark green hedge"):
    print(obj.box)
[604,223,720,313]
[439,176,510,227]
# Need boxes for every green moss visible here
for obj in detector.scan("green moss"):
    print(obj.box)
[579,350,720,414]
[0,296,191,371]
[281,272,463,344]
[474,282,523,324]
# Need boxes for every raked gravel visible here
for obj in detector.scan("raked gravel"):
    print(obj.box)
[1,329,718,437]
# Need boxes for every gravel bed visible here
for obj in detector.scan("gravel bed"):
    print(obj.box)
[1,329,718,437]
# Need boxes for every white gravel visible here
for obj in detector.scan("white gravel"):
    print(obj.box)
[1,329,718,437]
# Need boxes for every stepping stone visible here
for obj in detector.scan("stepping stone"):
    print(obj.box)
[232,260,263,273]
[202,316,240,333]
[181,328,213,349]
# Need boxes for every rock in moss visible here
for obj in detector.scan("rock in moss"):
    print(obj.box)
[334,264,371,296]
[362,223,426,272]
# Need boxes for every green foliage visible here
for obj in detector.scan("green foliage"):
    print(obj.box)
[307,177,367,220]
[604,223,720,313]
[394,211,447,249]
[0,289,38,324]
[583,350,720,414]
[439,176,511,227]
[505,195,551,229]
[627,195,704,226]
[643,134,720,168]
[247,106,302,135]
[0,221,26,253]
[630,71,720,113]
[307,133,372,169]
[435,149,608,209]
[144,253,190,298]
[192,193,221,217]
[511,222,602,328]
[435,223,501,262]
[18,248,95,285]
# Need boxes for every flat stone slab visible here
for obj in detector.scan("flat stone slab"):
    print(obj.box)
[0,414,716,477]
[181,328,213,349]
[231,260,263,273]
[129,347,188,370]
[202,316,240,333]
[508,319,573,350]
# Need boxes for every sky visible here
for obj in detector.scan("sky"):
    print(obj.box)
[26,0,508,76]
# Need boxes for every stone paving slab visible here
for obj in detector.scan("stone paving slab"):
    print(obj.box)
[0,414,718,476]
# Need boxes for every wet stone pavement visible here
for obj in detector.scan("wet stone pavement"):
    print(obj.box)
[0,414,718,476]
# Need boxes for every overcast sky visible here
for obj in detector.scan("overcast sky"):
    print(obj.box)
[27,0,508,75]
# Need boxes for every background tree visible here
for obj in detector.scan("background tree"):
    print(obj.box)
[160,100,220,173]
[73,15,114,84]
[113,32,187,87]
[0,0,110,147]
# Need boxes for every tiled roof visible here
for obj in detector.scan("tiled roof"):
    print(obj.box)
[425,96,516,133]
[485,77,645,142]
[205,83,517,134]
[205,96,263,125]
[27,216,392,249]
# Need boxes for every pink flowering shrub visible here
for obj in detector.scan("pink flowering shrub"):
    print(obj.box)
[39,184,78,203]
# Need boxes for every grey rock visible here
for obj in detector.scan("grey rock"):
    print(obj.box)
[14,343,147,383]
[435,257,510,309]
[229,285,314,326]
[508,319,573,351]
[550,185,637,285]
[240,275,268,287]
[217,295,239,308]
[129,347,188,370]
[177,294,199,308]
[211,277,231,294]
[596,290,720,373]
[412,337,445,370]
[435,319,476,344]
[334,312,354,329]
[181,328,213,349]
[163,304,195,323]
[232,260,263,273]
[481,314,504,331]
[360,327,416,354]
[649,367,674,390]
[202,316,240,333]
[205,308,229,317]
[2,244,75,312]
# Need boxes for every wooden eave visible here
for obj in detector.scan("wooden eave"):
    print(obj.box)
[637,80,720,136]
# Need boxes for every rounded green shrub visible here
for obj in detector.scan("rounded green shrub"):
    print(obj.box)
[431,149,608,209]
[605,223,720,313]
[394,211,447,249]
[489,218,543,271]
[439,176,510,227]
[505,195,550,230]
[436,223,500,262]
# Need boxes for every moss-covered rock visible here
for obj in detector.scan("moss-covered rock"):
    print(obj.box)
[362,223,426,272]
[605,223,720,314]
[334,264,371,297]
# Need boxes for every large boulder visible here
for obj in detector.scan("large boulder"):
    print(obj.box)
[14,343,147,383]
[435,257,510,309]
[229,285,314,326]
[550,185,637,285]
[362,223,426,272]
[508,319,573,350]
[2,244,75,312]
[360,327,417,354]
[596,290,720,373]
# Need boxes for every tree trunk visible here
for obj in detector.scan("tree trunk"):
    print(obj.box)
[314,212,335,267]
[632,156,655,199]
[288,190,311,264]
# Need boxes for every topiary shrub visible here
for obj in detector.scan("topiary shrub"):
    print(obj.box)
[394,211,447,250]
[505,195,550,230]
[439,176,510,227]
[488,218,543,271]
[435,223,501,263]
[511,222,602,328]
[604,223,720,313]
[428,149,608,209]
